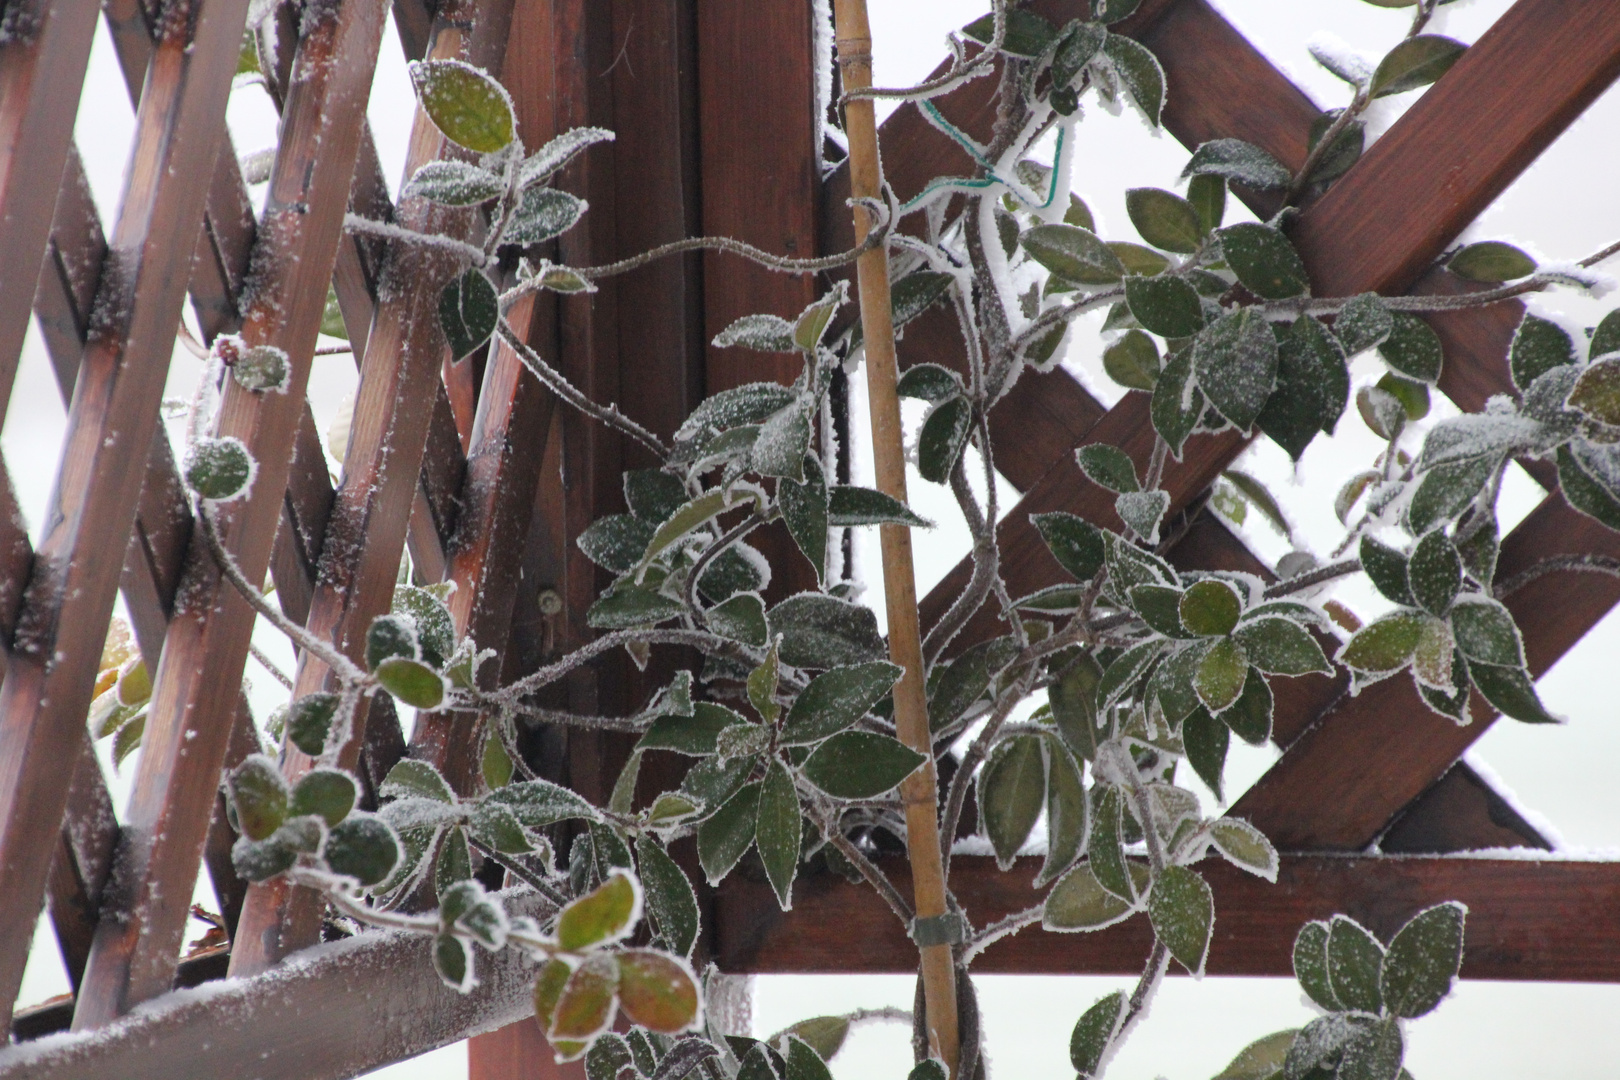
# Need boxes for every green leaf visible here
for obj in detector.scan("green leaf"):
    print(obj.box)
[409,59,515,153]
[707,593,769,647]
[402,160,504,206]
[1339,1018,1404,1080]
[1220,667,1274,745]
[1370,35,1466,97]
[322,813,400,886]
[1110,242,1171,277]
[698,782,760,885]
[393,585,456,668]
[1407,530,1461,616]
[290,768,355,827]
[748,640,781,724]
[286,693,341,757]
[432,932,473,992]
[1408,454,1496,535]
[756,760,802,909]
[1195,308,1279,431]
[1284,1014,1366,1080]
[439,269,498,361]
[1510,314,1576,392]
[961,9,1057,57]
[979,735,1046,869]
[917,396,972,484]
[469,800,532,854]
[1149,865,1215,975]
[1194,638,1249,713]
[1181,706,1229,801]
[1335,293,1395,356]
[1212,1030,1299,1080]
[1258,315,1349,459]
[1448,597,1523,667]
[366,613,418,671]
[577,514,657,574]
[1232,617,1331,675]
[1076,444,1140,493]
[558,870,641,950]
[779,1017,850,1063]
[1132,583,1189,638]
[930,636,1019,732]
[1568,355,1620,425]
[794,286,847,352]
[376,656,446,710]
[1126,275,1204,339]
[1328,915,1386,1013]
[184,437,254,502]
[551,954,620,1041]
[1304,111,1365,185]
[1294,920,1341,1011]
[1115,489,1169,549]
[1039,738,1089,886]
[1339,612,1425,673]
[779,455,829,582]
[1378,312,1443,383]
[1449,241,1536,283]
[1070,991,1126,1078]
[1208,818,1278,881]
[635,837,700,958]
[907,1062,947,1080]
[1469,661,1559,724]
[229,344,291,394]
[588,580,685,629]
[1126,188,1203,253]
[1181,139,1292,191]
[801,731,925,799]
[381,759,456,803]
[1151,346,1205,458]
[714,314,796,352]
[1033,511,1105,580]
[641,489,733,566]
[1023,223,1126,285]
[897,363,961,403]
[782,1035,835,1080]
[1187,173,1226,234]
[1088,784,1133,901]
[753,401,814,481]
[501,187,586,246]
[1379,372,1430,421]
[678,382,797,441]
[435,827,473,895]
[1103,329,1161,391]
[231,755,290,841]
[1593,309,1620,360]
[679,754,752,812]
[1382,901,1466,1018]
[1180,579,1242,636]
[1043,862,1137,931]
[827,485,931,527]
[769,594,885,668]
[1358,385,1406,441]
[1048,651,1105,761]
[1102,33,1165,125]
[1558,443,1620,530]
[486,777,603,826]
[780,661,903,746]
[1219,223,1308,300]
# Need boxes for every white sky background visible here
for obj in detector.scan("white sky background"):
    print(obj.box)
[10,1,1620,1077]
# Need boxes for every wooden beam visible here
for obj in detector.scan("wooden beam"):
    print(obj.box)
[0,891,549,1078]
[1379,762,1551,855]
[714,855,1620,982]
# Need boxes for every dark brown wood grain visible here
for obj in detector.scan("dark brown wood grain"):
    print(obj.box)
[1380,762,1551,855]
[716,855,1620,981]
[0,0,256,1027]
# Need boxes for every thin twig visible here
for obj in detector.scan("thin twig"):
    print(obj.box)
[816,807,914,926]
[1284,88,1367,206]
[1261,558,1362,600]
[1493,553,1620,599]
[343,213,489,267]
[683,513,766,614]
[250,642,293,690]
[961,904,1042,964]
[494,627,749,700]
[466,836,569,907]
[840,0,1005,105]
[496,321,669,459]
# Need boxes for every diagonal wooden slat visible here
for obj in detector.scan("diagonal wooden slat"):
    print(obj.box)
[0,0,257,1027]
[0,0,101,419]
[227,0,521,976]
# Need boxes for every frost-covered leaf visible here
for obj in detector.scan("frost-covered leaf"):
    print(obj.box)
[1103,329,1160,391]
[1077,444,1140,493]
[780,661,902,746]
[1126,187,1203,253]
[714,314,796,353]
[487,777,603,826]
[1407,530,1461,616]
[1284,1014,1364,1080]
[678,383,797,443]
[1023,223,1125,285]
[577,514,656,574]
[433,932,474,993]
[1557,442,1620,530]
[1132,583,1189,638]
[896,363,961,403]
[1181,139,1292,191]
[1220,223,1308,300]
[1338,1018,1404,1080]
[1181,706,1229,801]
[382,759,455,804]
[589,579,685,629]
[635,838,699,958]
[290,768,356,827]
[394,585,456,668]
[1449,241,1536,283]
[229,343,290,394]
[520,126,615,187]
[1370,34,1465,97]
[1507,314,1576,393]
[754,400,814,481]
[1152,347,1205,458]
[551,954,620,1041]
[1304,111,1365,185]
[707,593,769,647]
[1149,865,1214,975]
[1088,785,1134,902]
[930,636,1019,733]
[1335,293,1394,356]
[1069,991,1126,1078]
[367,613,418,672]
[1126,275,1204,339]
[1102,33,1165,125]
[1194,308,1279,430]
[231,755,289,840]
[469,800,531,854]
[1411,617,1456,692]
[1328,915,1386,1013]
[617,950,701,1033]
[961,8,1057,57]
[917,396,972,484]
[1382,901,1465,1018]
[979,734,1046,869]
[1039,737,1088,886]
[376,656,446,710]
[827,485,930,527]
[1448,596,1522,667]
[769,593,885,668]
[1194,638,1248,713]
[1233,617,1331,675]
[402,160,504,205]
[1568,354,1620,426]
[501,187,586,246]
[1208,818,1278,881]
[779,455,829,581]
[286,692,340,757]
[439,269,498,361]
[1044,863,1135,932]
[1293,920,1340,1010]
[697,782,760,885]
[1110,242,1170,277]
[1408,454,1496,535]
[1033,511,1105,581]
[410,59,515,153]
[1469,661,1559,724]
[756,760,801,909]
[1180,579,1242,636]
[1378,311,1443,384]
[322,813,400,886]
[1212,1029,1299,1080]
[559,870,642,950]
[1258,316,1349,459]
[1339,612,1425,673]
[185,437,255,502]
[794,284,847,352]
[802,731,925,799]
[1360,535,1413,605]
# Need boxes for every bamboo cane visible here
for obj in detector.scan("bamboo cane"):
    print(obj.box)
[831,1,960,1073]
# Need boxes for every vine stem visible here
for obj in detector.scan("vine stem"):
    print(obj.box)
[495,320,668,459]
[834,1,959,1072]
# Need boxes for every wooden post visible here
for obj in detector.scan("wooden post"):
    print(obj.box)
[830,0,958,1072]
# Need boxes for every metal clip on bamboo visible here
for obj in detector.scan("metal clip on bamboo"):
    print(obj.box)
[832,0,961,1074]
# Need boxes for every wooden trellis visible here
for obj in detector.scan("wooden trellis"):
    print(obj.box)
[0,0,1616,1076]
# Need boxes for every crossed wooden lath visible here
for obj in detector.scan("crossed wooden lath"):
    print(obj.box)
[0,0,1617,1077]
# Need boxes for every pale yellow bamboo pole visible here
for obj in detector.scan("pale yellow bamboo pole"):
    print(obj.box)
[831,1,960,1073]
